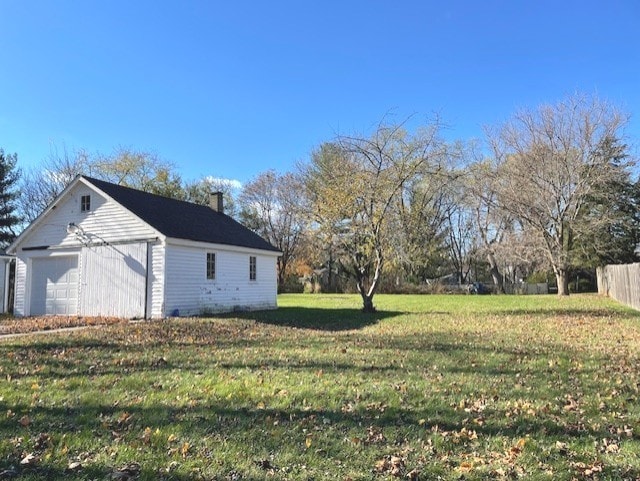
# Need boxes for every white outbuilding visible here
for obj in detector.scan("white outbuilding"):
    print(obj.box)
[7,175,281,318]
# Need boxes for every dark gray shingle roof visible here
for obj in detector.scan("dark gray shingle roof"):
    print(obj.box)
[83,176,279,252]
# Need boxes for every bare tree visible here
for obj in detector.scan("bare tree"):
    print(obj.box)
[303,117,445,312]
[487,94,634,295]
[18,146,90,224]
[18,146,185,224]
[493,224,548,285]
[239,170,306,289]
[464,160,512,293]
[92,147,184,199]
[444,200,476,285]
[184,176,241,218]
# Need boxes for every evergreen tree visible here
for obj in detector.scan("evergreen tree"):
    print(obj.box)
[557,135,639,267]
[0,149,21,247]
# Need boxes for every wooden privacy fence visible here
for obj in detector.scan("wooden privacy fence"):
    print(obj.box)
[597,263,640,311]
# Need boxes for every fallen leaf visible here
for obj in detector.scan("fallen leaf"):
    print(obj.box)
[406,468,420,480]
[141,427,152,444]
[180,442,190,457]
[33,433,51,450]
[112,462,141,480]
[20,453,36,465]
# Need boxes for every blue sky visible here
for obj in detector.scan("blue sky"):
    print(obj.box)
[1,0,639,184]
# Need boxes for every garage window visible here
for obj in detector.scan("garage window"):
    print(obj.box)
[81,195,91,212]
[249,256,257,281]
[206,252,216,280]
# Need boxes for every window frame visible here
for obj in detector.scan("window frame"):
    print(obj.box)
[206,252,216,280]
[80,195,91,213]
[249,255,257,281]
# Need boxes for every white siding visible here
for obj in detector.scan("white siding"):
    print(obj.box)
[21,183,157,249]
[80,243,147,318]
[14,258,27,316]
[163,243,278,316]
[148,242,166,319]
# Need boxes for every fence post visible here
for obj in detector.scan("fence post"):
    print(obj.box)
[596,267,606,295]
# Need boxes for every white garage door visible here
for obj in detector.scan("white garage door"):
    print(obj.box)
[31,256,79,316]
[81,243,147,318]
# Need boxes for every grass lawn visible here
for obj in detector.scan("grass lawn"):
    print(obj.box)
[0,294,639,480]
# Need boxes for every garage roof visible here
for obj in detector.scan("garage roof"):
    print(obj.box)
[84,176,280,252]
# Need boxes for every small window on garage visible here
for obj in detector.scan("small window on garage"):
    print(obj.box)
[80,195,91,212]
[206,252,216,280]
[249,256,257,281]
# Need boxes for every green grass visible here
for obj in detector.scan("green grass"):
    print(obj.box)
[1,293,639,480]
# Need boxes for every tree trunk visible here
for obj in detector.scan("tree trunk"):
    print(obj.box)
[354,249,382,313]
[555,267,570,296]
[327,248,334,292]
[355,277,377,313]
[487,252,504,294]
[360,293,376,313]
[277,257,286,292]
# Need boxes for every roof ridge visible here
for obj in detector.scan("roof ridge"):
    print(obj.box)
[81,175,210,209]
[80,175,280,252]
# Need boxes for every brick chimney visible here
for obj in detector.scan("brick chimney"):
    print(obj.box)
[209,191,224,213]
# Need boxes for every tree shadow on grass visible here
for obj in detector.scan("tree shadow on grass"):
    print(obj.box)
[3,399,640,480]
[225,306,402,331]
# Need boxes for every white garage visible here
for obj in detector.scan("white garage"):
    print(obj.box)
[9,175,281,319]
[30,255,79,316]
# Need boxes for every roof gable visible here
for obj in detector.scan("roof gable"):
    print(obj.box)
[13,179,159,251]
[83,176,280,252]
[9,175,99,254]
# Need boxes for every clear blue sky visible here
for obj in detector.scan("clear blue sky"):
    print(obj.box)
[1,0,639,184]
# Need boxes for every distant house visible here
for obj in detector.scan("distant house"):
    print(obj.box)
[7,176,281,318]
